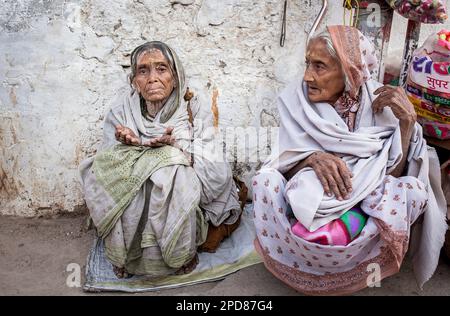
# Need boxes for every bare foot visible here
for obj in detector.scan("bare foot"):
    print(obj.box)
[198,215,242,253]
[113,265,133,279]
[175,253,199,275]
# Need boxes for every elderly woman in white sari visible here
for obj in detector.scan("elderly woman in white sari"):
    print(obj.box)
[80,41,242,278]
[252,26,447,295]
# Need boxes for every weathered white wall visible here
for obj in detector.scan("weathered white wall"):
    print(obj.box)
[1,0,449,217]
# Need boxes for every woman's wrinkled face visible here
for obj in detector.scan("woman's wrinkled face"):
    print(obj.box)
[304,39,345,104]
[133,49,175,103]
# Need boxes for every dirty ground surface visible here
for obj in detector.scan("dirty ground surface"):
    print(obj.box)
[1,214,449,296]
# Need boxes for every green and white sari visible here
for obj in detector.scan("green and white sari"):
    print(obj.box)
[79,42,241,276]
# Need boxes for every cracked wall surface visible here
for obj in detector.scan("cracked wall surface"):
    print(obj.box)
[1,0,449,217]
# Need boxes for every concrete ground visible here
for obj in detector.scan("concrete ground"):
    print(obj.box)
[1,214,449,296]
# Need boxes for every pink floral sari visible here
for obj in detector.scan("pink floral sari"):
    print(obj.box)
[252,26,446,295]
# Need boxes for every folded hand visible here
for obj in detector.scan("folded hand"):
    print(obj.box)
[305,152,353,201]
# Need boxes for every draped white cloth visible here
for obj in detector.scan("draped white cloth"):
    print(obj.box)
[97,89,241,226]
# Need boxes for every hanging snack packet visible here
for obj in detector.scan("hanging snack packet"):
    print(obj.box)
[406,30,450,139]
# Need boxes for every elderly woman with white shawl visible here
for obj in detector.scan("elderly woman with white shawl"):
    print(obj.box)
[79,41,241,278]
[252,26,447,295]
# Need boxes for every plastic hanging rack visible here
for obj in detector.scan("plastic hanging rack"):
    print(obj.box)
[306,0,328,46]
[343,0,360,27]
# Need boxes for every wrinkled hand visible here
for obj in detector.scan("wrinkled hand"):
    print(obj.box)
[115,125,141,146]
[374,86,417,178]
[142,127,176,147]
[305,152,353,201]
[373,85,417,125]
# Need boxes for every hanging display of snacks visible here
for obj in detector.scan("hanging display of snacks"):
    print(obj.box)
[386,0,448,24]
[406,30,450,139]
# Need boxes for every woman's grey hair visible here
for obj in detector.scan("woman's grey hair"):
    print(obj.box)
[129,41,177,86]
[309,30,351,93]
[309,30,338,61]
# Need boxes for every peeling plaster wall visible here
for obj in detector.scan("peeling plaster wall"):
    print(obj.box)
[1,0,449,217]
